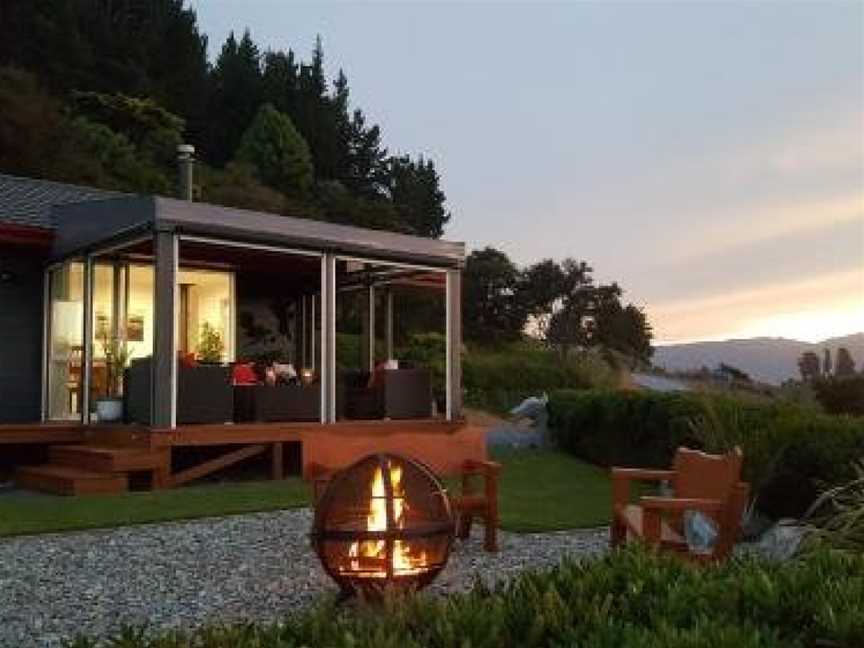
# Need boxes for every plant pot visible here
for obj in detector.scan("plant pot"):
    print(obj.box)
[95,397,124,423]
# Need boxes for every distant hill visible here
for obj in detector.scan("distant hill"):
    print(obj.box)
[653,333,864,385]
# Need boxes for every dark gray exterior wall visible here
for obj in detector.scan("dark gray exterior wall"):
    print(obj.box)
[0,245,45,422]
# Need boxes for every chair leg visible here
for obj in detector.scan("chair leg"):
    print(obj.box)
[483,517,498,552]
[610,516,625,547]
[457,513,472,539]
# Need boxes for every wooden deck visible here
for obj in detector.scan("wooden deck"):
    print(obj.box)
[7,419,488,494]
[0,423,86,445]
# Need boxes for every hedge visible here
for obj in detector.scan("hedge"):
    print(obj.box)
[547,389,864,518]
[463,344,617,414]
[68,546,864,648]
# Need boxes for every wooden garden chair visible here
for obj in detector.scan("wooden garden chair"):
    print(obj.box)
[450,459,502,552]
[610,446,749,562]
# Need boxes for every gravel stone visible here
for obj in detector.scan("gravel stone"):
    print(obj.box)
[0,509,608,647]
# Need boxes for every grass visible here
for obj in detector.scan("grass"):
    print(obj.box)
[491,448,613,532]
[0,450,615,537]
[0,478,311,537]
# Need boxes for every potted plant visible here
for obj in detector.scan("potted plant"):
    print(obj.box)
[95,326,130,423]
[197,322,225,364]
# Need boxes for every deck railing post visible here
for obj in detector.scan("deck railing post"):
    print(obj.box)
[446,269,462,421]
[153,229,178,428]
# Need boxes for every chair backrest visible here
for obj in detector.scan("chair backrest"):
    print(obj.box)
[672,446,743,501]
[672,446,746,559]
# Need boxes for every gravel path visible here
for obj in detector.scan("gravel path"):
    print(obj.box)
[0,509,608,647]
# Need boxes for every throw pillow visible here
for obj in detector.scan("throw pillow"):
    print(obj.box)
[232,362,258,385]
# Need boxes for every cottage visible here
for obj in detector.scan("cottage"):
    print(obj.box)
[0,169,482,494]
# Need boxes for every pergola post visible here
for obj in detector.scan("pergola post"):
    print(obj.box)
[321,254,336,422]
[385,288,394,361]
[152,229,178,428]
[446,269,462,420]
[367,283,376,371]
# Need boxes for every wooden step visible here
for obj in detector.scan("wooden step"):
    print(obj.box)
[49,445,166,473]
[16,465,128,495]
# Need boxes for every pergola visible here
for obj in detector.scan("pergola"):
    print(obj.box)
[49,195,464,428]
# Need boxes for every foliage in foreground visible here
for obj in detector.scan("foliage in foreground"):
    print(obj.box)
[805,460,864,556]
[66,546,864,648]
[547,389,864,518]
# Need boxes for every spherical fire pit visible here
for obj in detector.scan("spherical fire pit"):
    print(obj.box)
[311,453,454,595]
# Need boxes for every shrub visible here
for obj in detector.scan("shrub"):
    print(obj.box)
[813,375,864,416]
[547,389,864,518]
[464,343,617,415]
[67,546,864,648]
[804,460,864,556]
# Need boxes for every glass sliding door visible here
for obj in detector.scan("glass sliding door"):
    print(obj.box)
[46,262,84,420]
[178,268,234,362]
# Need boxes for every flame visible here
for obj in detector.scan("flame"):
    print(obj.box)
[343,461,429,578]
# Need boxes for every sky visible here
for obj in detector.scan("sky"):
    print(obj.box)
[194,1,864,344]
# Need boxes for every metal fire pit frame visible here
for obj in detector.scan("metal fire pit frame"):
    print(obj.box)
[311,453,455,594]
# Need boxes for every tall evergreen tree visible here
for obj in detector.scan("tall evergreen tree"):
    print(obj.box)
[344,110,388,197]
[0,1,208,136]
[388,155,450,237]
[262,50,299,120]
[235,104,314,198]
[835,347,856,377]
[798,351,821,382]
[207,30,263,165]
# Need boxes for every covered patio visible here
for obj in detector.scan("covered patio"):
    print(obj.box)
[14,195,483,493]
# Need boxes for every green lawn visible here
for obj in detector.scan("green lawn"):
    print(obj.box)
[0,479,311,537]
[0,450,614,537]
[491,449,612,532]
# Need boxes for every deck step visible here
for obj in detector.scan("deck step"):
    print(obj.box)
[49,445,165,473]
[16,465,128,496]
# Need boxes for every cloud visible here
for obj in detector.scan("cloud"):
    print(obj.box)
[657,192,864,266]
[651,269,864,343]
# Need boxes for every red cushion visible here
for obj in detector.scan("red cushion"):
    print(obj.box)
[179,352,198,369]
[232,363,259,385]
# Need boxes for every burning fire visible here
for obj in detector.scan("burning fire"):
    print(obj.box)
[343,461,429,578]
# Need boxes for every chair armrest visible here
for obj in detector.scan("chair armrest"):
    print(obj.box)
[462,459,502,475]
[611,468,675,482]
[640,496,725,512]
[611,468,675,510]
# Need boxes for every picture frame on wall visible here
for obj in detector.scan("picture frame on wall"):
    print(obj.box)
[127,313,144,342]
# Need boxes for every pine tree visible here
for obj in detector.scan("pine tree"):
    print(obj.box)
[835,347,856,376]
[207,30,264,165]
[798,351,821,382]
[262,50,299,117]
[345,110,389,197]
[388,155,450,237]
[235,104,314,198]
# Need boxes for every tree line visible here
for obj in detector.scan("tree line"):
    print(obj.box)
[463,248,653,367]
[0,0,449,237]
[798,347,857,382]
[797,347,863,416]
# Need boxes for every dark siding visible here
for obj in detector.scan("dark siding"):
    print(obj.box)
[0,245,45,422]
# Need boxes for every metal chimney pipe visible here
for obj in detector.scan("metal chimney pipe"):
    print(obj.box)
[177,143,195,201]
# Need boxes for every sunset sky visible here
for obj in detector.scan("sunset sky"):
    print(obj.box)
[196,1,864,344]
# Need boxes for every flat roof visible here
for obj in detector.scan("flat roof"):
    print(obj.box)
[52,195,465,268]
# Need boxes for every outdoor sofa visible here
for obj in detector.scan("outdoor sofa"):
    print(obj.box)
[124,356,233,425]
